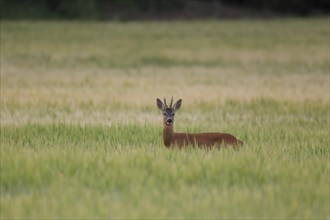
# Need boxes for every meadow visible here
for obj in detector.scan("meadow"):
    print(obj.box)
[0,18,329,218]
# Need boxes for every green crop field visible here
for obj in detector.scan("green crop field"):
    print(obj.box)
[1,18,329,219]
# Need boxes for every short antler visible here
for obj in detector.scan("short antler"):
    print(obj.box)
[169,96,173,108]
[163,97,174,108]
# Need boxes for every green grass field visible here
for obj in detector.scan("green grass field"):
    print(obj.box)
[1,18,329,219]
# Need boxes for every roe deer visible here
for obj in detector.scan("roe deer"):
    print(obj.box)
[156,97,243,148]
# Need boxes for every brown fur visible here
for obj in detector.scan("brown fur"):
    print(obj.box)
[162,124,243,148]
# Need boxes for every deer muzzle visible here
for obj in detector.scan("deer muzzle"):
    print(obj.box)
[166,118,173,125]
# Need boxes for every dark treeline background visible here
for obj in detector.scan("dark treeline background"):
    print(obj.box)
[1,0,329,20]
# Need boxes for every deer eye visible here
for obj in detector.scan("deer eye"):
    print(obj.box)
[163,113,166,116]
[172,113,175,116]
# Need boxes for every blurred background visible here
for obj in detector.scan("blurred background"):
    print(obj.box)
[1,0,330,20]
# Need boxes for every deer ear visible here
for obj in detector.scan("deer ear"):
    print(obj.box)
[173,99,182,111]
[156,98,164,110]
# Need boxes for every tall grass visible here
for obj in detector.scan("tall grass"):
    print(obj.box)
[1,117,328,218]
[0,18,329,218]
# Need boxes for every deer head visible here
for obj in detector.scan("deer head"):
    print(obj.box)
[156,97,182,126]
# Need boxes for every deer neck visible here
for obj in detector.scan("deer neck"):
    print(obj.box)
[163,124,174,147]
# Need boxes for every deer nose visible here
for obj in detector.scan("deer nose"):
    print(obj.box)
[166,118,173,124]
